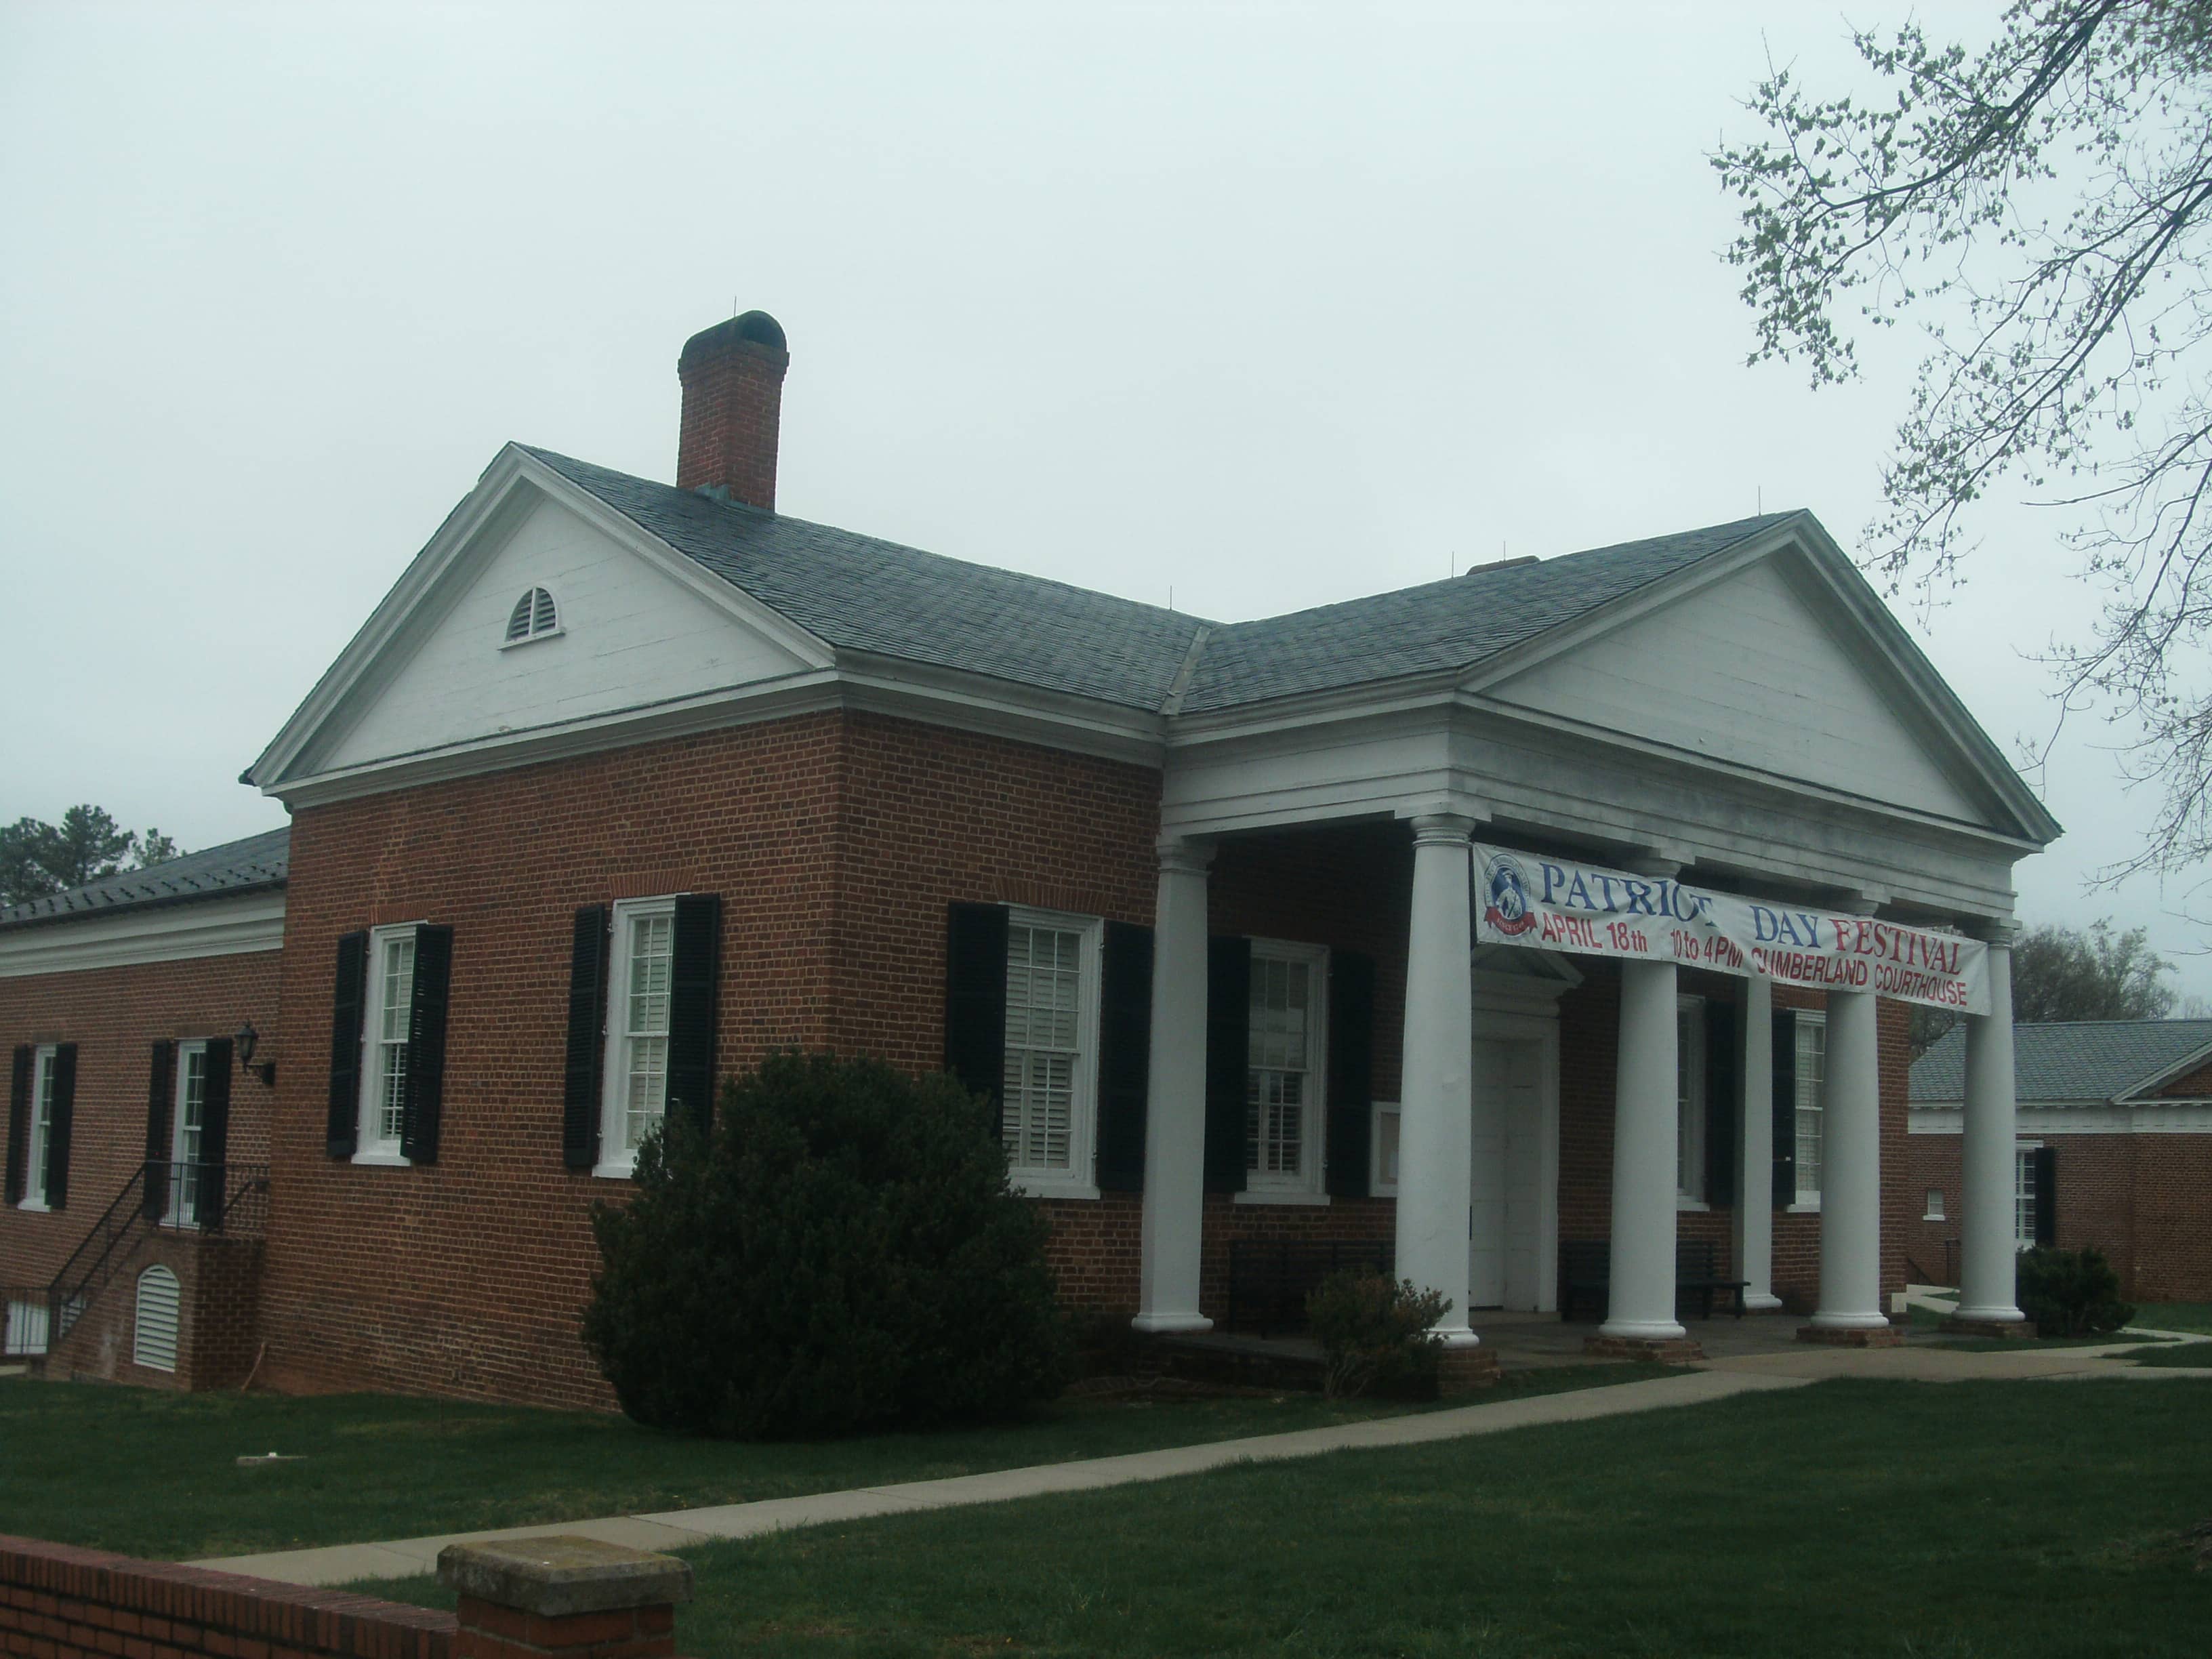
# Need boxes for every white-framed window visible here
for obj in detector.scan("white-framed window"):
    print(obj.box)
[2015,1143,2041,1250]
[1793,1012,1826,1208]
[1925,1188,1946,1222]
[1245,941,1329,1196]
[501,586,560,646]
[597,896,680,1178]
[18,1044,58,1210]
[165,1040,209,1227]
[1676,996,1706,1205]
[134,1265,180,1372]
[1000,907,1103,1195]
[4,1297,48,1357]
[1370,1101,1402,1197]
[355,924,419,1164]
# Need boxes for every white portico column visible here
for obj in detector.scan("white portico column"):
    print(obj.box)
[1601,956,1686,1341]
[1732,975,1784,1311]
[1957,927,2026,1325]
[1395,813,1479,1347]
[1134,836,1213,1333]
[1809,983,1887,1331]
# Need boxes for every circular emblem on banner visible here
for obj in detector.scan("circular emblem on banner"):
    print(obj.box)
[1483,851,1537,937]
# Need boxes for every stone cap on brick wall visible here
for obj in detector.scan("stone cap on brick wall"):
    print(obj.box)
[436,1537,693,1618]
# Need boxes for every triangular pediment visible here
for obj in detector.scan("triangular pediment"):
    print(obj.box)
[1475,538,2030,834]
[255,449,833,790]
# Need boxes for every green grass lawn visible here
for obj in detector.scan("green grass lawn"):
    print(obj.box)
[0,1364,1664,1561]
[363,1377,2212,1657]
[2133,1301,2212,1334]
[2116,1341,2212,1368]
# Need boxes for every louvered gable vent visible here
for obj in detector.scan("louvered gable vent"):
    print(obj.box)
[504,586,559,644]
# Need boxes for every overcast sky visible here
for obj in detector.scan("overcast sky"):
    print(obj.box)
[5,2,2207,995]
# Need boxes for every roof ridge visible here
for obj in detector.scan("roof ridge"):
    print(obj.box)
[521,445,1225,630]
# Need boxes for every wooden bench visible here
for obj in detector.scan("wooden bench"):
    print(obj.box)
[1225,1239,1393,1336]
[1557,1239,1749,1322]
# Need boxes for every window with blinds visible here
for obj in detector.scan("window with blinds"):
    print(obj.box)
[373,934,415,1148]
[1003,922,1086,1172]
[169,1042,207,1227]
[1795,1014,1827,1205]
[620,909,674,1153]
[1246,943,1327,1191]
[134,1265,180,1372]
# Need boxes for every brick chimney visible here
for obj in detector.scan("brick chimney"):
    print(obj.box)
[676,309,788,510]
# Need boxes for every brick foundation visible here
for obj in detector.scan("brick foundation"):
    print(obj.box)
[1582,1334,1706,1364]
[1795,1323,1906,1347]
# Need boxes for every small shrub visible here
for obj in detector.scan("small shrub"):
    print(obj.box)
[1305,1272,1452,1399]
[582,1052,1071,1438]
[2017,1245,2135,1336]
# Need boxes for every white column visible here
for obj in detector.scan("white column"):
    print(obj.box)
[1395,813,1479,1347]
[1733,975,1784,1311]
[1957,928,2025,1323]
[1134,837,1213,1333]
[1810,986,1887,1329]
[1602,957,1685,1340]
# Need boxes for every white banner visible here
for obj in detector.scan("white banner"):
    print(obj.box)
[1473,843,1987,1015]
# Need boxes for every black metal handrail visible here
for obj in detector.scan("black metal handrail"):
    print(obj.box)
[45,1160,270,1341]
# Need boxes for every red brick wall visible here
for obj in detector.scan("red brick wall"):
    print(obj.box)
[2154,1059,2212,1098]
[46,1231,264,1391]
[0,949,279,1293]
[262,709,1168,1406]
[261,714,848,1408]
[0,1533,450,1659]
[1908,1126,2212,1302]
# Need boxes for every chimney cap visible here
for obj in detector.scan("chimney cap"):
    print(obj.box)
[680,309,787,369]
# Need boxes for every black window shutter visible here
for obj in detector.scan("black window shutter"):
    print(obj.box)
[1770,1008,1797,1211]
[562,906,611,1170]
[1704,998,1738,1209]
[5,1046,27,1207]
[401,925,455,1164]
[944,902,1010,1112]
[2032,1145,2058,1247]
[327,930,369,1158]
[201,1037,234,1192]
[1095,921,1153,1193]
[665,895,721,1136]
[143,1041,176,1221]
[1325,950,1376,1197]
[45,1044,75,1211]
[1204,935,1252,1193]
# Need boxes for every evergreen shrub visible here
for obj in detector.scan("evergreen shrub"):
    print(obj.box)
[2017,1245,2135,1336]
[581,1052,1070,1437]
[1305,1272,1452,1399]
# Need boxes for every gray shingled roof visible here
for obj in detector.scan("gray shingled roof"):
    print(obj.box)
[1912,1018,2212,1104]
[1179,514,1799,712]
[0,827,289,930]
[527,449,1208,712]
[527,446,1799,716]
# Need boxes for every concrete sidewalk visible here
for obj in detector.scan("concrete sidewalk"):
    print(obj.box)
[196,1368,1807,1587]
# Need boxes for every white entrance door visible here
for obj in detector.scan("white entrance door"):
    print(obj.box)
[1470,1038,1545,1310]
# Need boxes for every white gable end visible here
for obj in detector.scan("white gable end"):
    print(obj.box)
[1484,553,1984,823]
[314,492,814,773]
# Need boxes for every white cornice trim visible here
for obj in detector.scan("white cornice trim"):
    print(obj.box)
[0,892,285,979]
[1910,1101,2212,1135]
[266,656,1166,810]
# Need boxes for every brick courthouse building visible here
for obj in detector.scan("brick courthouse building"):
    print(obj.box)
[3,311,2062,1408]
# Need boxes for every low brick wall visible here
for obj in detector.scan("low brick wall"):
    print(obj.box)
[0,1534,451,1659]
